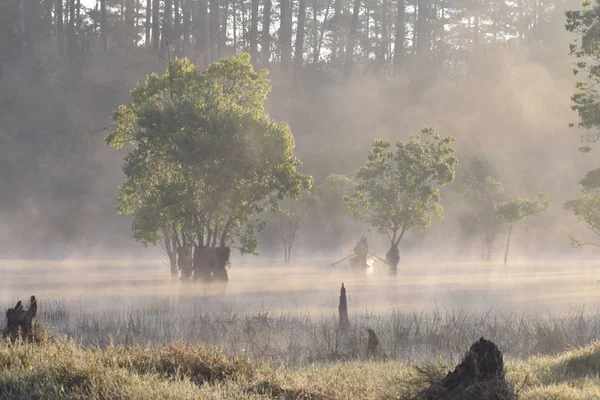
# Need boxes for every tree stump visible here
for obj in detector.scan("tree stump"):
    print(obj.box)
[192,246,230,283]
[338,283,349,333]
[415,337,515,400]
[386,245,400,275]
[366,328,379,358]
[3,296,38,341]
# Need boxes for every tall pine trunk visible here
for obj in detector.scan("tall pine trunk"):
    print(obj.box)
[209,0,219,61]
[343,0,360,82]
[161,0,172,54]
[250,0,259,61]
[280,0,292,71]
[394,0,404,70]
[261,0,271,65]
[294,0,306,81]
[330,0,342,65]
[182,0,190,53]
[145,0,151,46]
[152,0,160,51]
[196,0,210,66]
[57,0,65,55]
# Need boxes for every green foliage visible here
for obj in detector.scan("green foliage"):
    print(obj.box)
[495,194,550,265]
[107,53,311,256]
[348,128,457,248]
[459,157,505,261]
[314,174,356,233]
[565,0,600,149]
[564,172,600,248]
[495,194,550,225]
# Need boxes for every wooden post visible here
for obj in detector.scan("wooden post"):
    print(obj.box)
[338,283,349,332]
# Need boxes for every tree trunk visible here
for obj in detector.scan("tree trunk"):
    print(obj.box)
[503,222,513,266]
[220,0,229,55]
[261,0,271,65]
[57,0,65,55]
[394,0,404,70]
[381,0,389,65]
[416,0,427,57]
[250,0,259,62]
[193,246,230,282]
[174,0,181,53]
[280,0,292,71]
[343,0,361,83]
[311,0,318,64]
[197,0,210,66]
[162,0,172,54]
[145,0,151,46]
[152,0,160,51]
[209,0,219,61]
[294,0,306,82]
[386,243,400,275]
[330,0,342,65]
[182,0,190,53]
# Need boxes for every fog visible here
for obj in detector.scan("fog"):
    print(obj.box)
[1,0,600,312]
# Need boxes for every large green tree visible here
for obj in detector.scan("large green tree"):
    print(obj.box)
[107,53,311,278]
[495,194,550,265]
[348,128,457,274]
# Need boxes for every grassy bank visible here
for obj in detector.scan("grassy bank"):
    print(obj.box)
[2,337,600,399]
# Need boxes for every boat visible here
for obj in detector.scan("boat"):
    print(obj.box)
[348,253,377,269]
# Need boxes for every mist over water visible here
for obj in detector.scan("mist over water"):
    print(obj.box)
[4,259,600,316]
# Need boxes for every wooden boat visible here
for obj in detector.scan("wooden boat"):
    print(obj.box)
[349,253,377,269]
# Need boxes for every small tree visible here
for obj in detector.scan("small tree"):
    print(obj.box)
[107,54,311,279]
[270,191,316,263]
[348,128,457,274]
[495,194,550,265]
[564,168,600,248]
[459,157,505,261]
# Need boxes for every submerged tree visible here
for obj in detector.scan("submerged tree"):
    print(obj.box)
[495,194,550,265]
[459,157,505,262]
[348,128,457,274]
[564,168,600,248]
[107,53,311,279]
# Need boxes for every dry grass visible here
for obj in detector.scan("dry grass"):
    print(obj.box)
[3,338,600,399]
[8,300,600,367]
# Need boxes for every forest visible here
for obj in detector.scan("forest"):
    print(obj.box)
[0,0,594,264]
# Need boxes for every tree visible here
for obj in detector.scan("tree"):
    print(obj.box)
[106,53,311,279]
[315,174,356,236]
[566,0,600,152]
[495,194,550,265]
[564,168,600,248]
[348,128,457,274]
[459,157,505,262]
[270,191,316,263]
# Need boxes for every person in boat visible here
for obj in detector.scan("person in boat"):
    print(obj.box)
[354,236,369,256]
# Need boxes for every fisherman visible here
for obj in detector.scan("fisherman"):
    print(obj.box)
[354,236,369,256]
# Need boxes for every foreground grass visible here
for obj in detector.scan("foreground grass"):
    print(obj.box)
[3,338,600,399]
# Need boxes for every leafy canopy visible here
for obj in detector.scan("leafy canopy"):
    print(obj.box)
[564,168,600,247]
[495,194,550,226]
[348,128,457,246]
[106,53,311,254]
[566,0,600,152]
